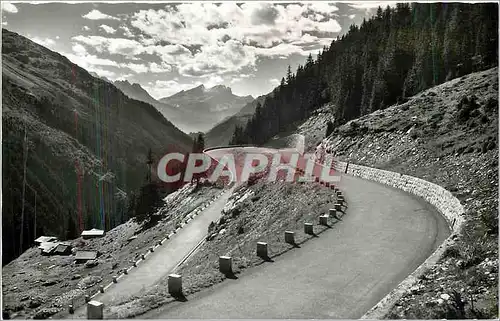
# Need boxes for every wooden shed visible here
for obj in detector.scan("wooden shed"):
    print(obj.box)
[81,228,105,239]
[74,250,98,263]
[34,236,58,245]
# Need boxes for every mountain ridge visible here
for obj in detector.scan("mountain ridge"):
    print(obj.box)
[158,83,254,133]
[113,79,253,134]
[205,93,269,147]
[2,28,192,264]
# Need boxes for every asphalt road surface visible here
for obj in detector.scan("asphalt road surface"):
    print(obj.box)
[71,187,234,318]
[143,171,450,319]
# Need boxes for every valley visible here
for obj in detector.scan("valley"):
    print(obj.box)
[1,2,498,320]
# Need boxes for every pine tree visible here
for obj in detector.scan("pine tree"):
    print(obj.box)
[146,148,153,183]
[306,53,314,67]
[196,133,205,153]
[133,182,161,224]
[286,65,293,84]
[192,136,198,153]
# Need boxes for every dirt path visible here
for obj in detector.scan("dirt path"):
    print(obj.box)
[143,172,450,319]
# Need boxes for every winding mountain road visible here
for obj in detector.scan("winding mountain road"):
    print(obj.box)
[70,186,234,318]
[141,147,450,319]
[72,145,449,319]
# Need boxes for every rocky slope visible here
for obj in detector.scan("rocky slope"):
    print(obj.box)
[2,28,193,264]
[102,180,339,318]
[112,80,192,134]
[2,183,222,320]
[160,84,254,134]
[297,67,498,318]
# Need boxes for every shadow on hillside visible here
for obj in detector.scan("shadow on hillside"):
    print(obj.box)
[258,254,275,262]
[223,271,239,280]
[171,293,188,302]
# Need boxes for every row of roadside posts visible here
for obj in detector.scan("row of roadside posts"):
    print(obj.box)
[81,175,346,319]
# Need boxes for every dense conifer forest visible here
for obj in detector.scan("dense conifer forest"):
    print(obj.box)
[230,3,498,145]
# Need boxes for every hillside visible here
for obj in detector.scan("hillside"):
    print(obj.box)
[230,3,498,147]
[113,80,162,107]
[96,171,340,318]
[2,183,222,320]
[205,94,267,147]
[291,67,498,318]
[2,28,193,264]
[160,84,253,134]
[112,80,194,134]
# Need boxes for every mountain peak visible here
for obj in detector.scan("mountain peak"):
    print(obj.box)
[115,79,131,86]
[208,84,231,94]
[113,79,158,105]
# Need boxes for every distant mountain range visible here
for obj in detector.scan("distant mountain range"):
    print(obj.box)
[205,94,268,147]
[113,78,273,147]
[114,81,254,134]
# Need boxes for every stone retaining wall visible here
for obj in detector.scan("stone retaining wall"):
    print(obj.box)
[332,159,465,318]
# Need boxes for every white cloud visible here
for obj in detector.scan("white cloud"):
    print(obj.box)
[2,21,7,26]
[63,43,120,81]
[72,35,141,57]
[62,50,118,80]
[83,9,119,21]
[269,78,280,86]
[2,2,18,14]
[115,74,133,81]
[291,33,333,47]
[144,80,204,100]
[178,39,256,77]
[348,2,396,9]
[71,43,87,55]
[148,61,172,73]
[55,36,60,40]
[72,4,340,79]
[230,74,253,84]
[130,3,341,48]
[89,68,116,79]
[205,75,224,87]
[120,25,134,38]
[306,3,339,15]
[82,26,90,31]
[31,37,56,49]
[120,62,149,73]
[349,14,356,19]
[99,24,117,34]
[66,49,119,68]
[253,43,310,57]
[72,35,252,77]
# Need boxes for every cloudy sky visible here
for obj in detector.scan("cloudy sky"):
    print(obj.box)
[2,1,393,99]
